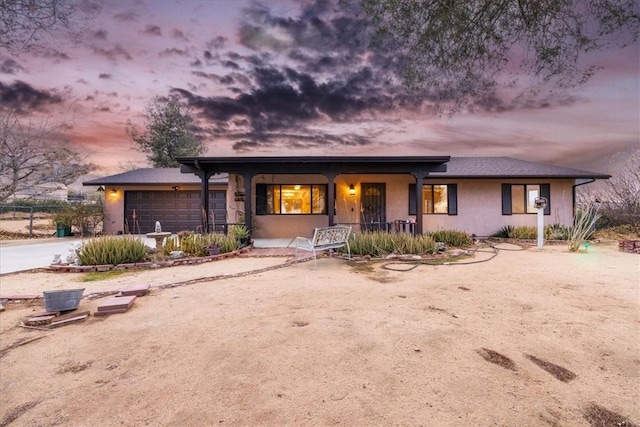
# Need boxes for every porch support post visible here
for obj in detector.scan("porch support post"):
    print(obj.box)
[412,172,424,235]
[243,172,255,234]
[199,169,213,233]
[324,171,336,226]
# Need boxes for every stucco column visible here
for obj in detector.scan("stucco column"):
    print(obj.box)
[412,172,424,235]
[324,171,336,226]
[243,172,254,235]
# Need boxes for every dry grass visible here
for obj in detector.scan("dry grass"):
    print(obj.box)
[477,348,517,371]
[583,403,637,427]
[526,354,577,382]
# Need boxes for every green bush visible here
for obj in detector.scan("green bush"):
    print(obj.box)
[427,229,472,247]
[340,231,438,257]
[163,231,240,257]
[78,236,148,265]
[493,224,570,240]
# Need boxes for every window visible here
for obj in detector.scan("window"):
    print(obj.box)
[408,184,457,215]
[502,184,550,215]
[256,184,327,215]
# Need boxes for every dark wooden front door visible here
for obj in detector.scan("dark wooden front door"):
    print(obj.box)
[360,183,386,231]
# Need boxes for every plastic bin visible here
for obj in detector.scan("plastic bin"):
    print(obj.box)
[43,288,85,312]
[56,225,72,237]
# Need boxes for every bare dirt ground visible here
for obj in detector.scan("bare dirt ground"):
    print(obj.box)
[0,238,638,426]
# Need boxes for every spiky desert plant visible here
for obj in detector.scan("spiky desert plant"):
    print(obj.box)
[427,229,472,247]
[77,236,147,265]
[568,203,601,252]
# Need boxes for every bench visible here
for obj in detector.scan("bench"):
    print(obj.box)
[291,225,352,268]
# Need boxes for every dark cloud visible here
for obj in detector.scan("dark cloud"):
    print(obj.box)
[92,44,132,61]
[1,59,25,74]
[172,29,189,41]
[206,36,227,50]
[0,81,63,112]
[92,29,108,40]
[140,25,162,37]
[171,1,409,151]
[221,60,240,70]
[98,73,111,79]
[177,0,560,152]
[159,48,189,57]
[113,11,138,22]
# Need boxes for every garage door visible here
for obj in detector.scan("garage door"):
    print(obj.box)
[124,191,226,234]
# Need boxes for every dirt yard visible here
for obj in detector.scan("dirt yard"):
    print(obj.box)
[0,241,638,426]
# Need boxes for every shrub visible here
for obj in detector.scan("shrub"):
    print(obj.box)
[163,231,240,257]
[427,229,472,247]
[545,223,570,240]
[568,203,601,252]
[77,236,148,265]
[341,231,438,257]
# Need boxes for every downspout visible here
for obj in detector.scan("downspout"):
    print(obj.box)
[572,178,595,212]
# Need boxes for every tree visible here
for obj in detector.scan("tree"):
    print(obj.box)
[579,147,640,226]
[0,109,92,202]
[360,0,640,111]
[127,96,205,168]
[0,0,102,54]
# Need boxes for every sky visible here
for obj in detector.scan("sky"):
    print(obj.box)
[1,0,638,178]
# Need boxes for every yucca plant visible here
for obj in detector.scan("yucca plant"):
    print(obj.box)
[77,236,148,265]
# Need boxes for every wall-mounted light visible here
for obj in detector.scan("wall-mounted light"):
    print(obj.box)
[172,186,180,191]
[349,184,356,196]
[110,188,118,198]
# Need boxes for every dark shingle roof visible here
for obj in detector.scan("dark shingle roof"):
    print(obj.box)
[432,157,610,179]
[83,168,228,186]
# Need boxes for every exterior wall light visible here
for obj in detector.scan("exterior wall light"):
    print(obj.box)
[110,188,118,198]
[349,184,356,196]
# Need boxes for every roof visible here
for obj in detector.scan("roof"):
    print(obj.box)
[431,157,610,179]
[83,157,610,185]
[176,155,450,175]
[83,168,228,186]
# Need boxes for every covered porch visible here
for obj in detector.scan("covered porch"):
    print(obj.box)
[178,156,450,237]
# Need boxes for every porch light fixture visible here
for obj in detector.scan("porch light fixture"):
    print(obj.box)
[110,188,118,197]
[349,184,356,196]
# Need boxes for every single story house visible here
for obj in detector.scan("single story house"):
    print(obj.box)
[83,156,609,238]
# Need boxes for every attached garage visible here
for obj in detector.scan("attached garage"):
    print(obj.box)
[83,168,229,235]
[124,190,226,234]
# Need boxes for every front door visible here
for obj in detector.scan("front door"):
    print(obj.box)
[360,183,386,231]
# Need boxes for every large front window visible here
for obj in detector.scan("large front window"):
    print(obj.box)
[265,184,327,214]
[423,184,449,214]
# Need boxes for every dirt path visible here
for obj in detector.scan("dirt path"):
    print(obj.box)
[0,242,638,426]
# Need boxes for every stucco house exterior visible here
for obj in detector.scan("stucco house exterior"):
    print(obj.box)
[84,156,609,238]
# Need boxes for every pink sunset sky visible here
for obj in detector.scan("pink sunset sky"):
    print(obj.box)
[1,0,638,178]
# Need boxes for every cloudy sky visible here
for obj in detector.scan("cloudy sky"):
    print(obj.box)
[1,0,638,176]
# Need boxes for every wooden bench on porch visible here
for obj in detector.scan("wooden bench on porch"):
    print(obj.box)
[291,225,352,268]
